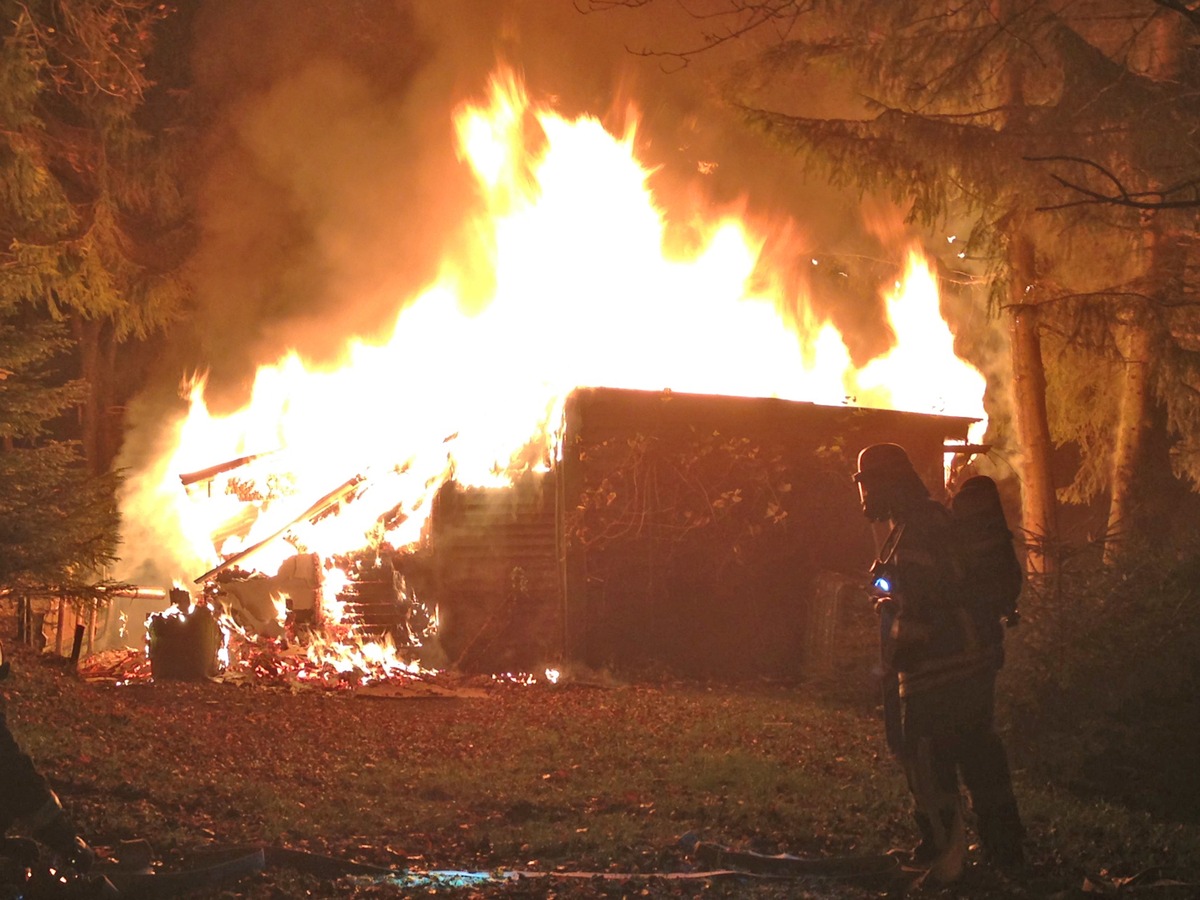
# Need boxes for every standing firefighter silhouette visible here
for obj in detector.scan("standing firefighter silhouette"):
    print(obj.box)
[854,443,1025,884]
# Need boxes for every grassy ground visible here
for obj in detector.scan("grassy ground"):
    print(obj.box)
[2,617,1199,899]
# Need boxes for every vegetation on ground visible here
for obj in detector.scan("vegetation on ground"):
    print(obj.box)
[3,547,1198,899]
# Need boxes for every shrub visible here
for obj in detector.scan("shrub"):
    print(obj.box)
[1002,532,1200,822]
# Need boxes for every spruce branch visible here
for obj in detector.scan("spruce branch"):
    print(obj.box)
[576,0,813,69]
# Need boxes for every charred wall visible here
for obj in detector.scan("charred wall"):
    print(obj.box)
[423,475,561,673]
[560,388,973,678]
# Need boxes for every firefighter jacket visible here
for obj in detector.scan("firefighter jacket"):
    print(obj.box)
[879,498,1003,699]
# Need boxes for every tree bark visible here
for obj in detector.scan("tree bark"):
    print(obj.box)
[1104,294,1156,563]
[1008,230,1058,575]
[1103,10,1184,564]
[73,316,119,477]
[992,0,1057,574]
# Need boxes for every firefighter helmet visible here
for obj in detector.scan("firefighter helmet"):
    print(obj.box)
[853,442,917,483]
[853,443,927,521]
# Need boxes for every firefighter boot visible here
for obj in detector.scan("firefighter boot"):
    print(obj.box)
[924,800,967,885]
[901,801,966,884]
[977,799,1025,869]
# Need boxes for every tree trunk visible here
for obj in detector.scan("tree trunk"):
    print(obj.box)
[1103,10,1184,565]
[1008,230,1058,575]
[1104,297,1156,563]
[73,316,119,477]
[992,0,1057,574]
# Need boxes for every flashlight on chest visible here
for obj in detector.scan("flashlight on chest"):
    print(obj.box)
[869,559,898,596]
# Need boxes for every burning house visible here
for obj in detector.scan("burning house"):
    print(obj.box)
[122,387,973,684]
[107,67,995,687]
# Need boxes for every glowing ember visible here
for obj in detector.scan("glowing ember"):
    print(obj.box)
[114,65,988,681]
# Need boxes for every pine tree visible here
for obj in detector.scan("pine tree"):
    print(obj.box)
[0,0,192,476]
[1,0,190,589]
[1086,10,1195,562]
[0,302,120,589]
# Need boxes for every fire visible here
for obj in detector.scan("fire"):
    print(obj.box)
[853,251,988,441]
[115,66,988,680]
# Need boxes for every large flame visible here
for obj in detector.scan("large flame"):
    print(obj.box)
[116,67,987,676]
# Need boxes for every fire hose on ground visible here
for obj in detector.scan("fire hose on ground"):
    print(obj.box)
[72,834,908,898]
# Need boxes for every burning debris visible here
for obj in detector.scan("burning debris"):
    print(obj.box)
[85,545,442,690]
[206,552,321,639]
[178,450,281,495]
[192,473,368,585]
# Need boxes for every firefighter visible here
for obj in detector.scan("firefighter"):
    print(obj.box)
[0,639,95,873]
[853,443,1024,883]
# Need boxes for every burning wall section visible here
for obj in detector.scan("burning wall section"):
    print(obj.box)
[418,476,560,675]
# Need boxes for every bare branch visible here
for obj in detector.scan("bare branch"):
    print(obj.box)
[1026,155,1200,210]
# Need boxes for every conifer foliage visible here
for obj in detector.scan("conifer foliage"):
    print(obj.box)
[0,0,189,588]
[0,308,120,588]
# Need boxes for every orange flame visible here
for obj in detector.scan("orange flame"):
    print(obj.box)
[117,67,987,674]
